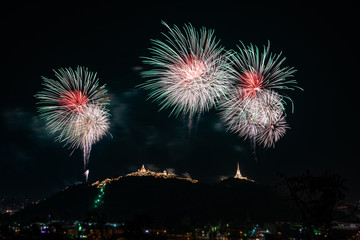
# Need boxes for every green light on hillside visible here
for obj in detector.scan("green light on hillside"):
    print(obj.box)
[94,184,106,208]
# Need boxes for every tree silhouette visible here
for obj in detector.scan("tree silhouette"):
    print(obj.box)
[279,171,347,239]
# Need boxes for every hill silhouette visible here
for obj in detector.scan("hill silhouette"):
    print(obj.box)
[11,176,296,226]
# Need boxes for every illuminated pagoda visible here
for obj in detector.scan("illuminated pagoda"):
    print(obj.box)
[234,163,254,182]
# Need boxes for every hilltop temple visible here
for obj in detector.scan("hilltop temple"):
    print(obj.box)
[126,164,172,178]
[92,164,198,188]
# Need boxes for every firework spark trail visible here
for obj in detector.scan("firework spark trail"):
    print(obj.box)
[67,104,110,181]
[221,41,300,148]
[35,66,110,181]
[139,21,233,129]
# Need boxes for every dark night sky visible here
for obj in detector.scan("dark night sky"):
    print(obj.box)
[1,1,358,200]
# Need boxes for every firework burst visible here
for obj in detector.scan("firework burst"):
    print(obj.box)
[139,21,233,127]
[256,116,289,148]
[35,66,110,181]
[221,89,285,142]
[229,41,298,98]
[221,41,299,148]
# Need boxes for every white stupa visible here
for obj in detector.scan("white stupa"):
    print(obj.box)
[139,164,147,173]
[234,163,254,182]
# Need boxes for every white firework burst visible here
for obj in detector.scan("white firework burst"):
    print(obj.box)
[140,21,233,122]
[220,89,285,141]
[70,104,110,150]
[256,116,289,148]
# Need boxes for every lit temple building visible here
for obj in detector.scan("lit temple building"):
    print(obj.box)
[125,165,173,178]
[92,164,198,188]
[233,163,254,182]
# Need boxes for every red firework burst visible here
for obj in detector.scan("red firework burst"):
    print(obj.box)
[59,90,88,112]
[238,69,265,98]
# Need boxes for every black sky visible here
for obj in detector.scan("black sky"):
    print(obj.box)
[1,1,358,200]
